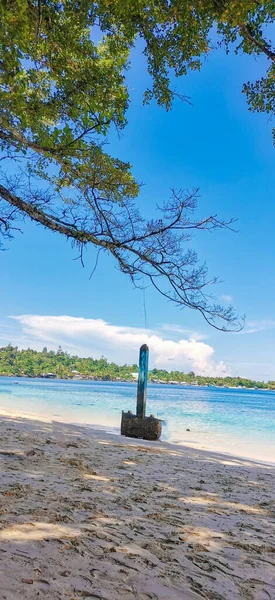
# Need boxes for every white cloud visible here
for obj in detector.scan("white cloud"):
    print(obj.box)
[158,323,208,341]
[9,314,229,377]
[220,294,233,304]
[235,320,275,335]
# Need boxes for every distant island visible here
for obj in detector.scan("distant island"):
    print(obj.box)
[0,344,274,390]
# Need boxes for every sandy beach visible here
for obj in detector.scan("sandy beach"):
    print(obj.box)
[0,412,275,600]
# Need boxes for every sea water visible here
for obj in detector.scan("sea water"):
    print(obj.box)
[0,378,274,463]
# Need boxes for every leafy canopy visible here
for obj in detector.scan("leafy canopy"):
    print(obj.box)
[0,344,272,388]
[0,1,274,329]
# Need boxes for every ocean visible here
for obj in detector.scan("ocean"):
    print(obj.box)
[0,377,274,463]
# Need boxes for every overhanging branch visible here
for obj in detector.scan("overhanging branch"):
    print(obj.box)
[0,181,244,331]
[239,24,275,62]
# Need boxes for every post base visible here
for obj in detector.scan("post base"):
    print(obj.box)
[121,411,162,441]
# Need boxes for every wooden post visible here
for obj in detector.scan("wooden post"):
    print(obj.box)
[121,343,161,440]
[136,344,149,418]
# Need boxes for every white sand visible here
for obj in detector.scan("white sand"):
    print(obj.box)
[1,400,274,464]
[170,430,275,465]
[0,412,275,600]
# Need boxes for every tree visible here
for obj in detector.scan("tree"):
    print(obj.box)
[1,2,273,329]
[0,344,271,387]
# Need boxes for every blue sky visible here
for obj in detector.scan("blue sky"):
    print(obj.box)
[1,40,275,380]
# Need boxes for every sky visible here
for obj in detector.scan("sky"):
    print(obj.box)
[1,38,275,381]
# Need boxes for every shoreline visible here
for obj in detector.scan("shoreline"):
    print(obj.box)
[1,374,274,390]
[0,405,274,467]
[0,410,274,599]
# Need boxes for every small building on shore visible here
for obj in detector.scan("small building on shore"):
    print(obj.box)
[42,372,57,379]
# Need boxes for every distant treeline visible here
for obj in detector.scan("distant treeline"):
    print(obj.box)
[0,345,274,389]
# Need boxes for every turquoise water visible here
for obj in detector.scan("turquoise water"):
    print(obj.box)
[0,377,274,461]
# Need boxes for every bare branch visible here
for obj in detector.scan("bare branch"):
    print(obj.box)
[0,179,243,332]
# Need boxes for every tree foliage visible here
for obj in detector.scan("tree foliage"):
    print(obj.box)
[0,1,274,329]
[0,344,139,380]
[0,344,272,389]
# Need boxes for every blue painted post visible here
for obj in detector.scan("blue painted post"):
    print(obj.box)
[136,344,149,418]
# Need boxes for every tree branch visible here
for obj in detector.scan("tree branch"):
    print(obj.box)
[239,24,275,62]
